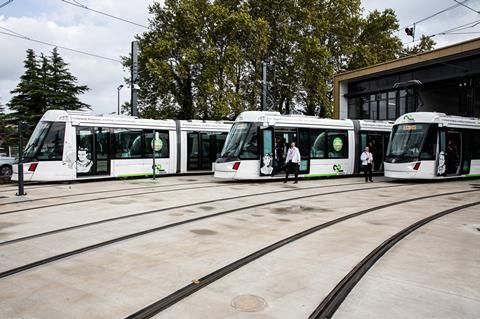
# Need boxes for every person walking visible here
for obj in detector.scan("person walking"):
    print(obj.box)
[360,146,373,182]
[284,141,301,184]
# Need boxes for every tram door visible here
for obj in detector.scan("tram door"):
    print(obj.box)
[188,132,226,171]
[95,127,110,175]
[360,132,388,172]
[260,128,309,176]
[298,128,310,174]
[76,126,110,177]
[446,131,462,175]
[274,129,297,176]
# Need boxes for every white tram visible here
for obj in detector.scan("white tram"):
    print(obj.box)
[384,112,480,179]
[214,111,392,180]
[11,110,231,182]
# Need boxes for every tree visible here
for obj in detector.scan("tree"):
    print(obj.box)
[130,1,435,120]
[135,0,268,120]
[347,9,402,70]
[402,35,436,56]
[7,49,46,126]
[7,48,90,132]
[47,48,90,110]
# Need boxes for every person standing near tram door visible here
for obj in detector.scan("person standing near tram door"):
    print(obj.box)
[284,142,301,184]
[360,146,373,182]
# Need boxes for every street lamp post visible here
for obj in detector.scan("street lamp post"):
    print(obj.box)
[117,84,124,115]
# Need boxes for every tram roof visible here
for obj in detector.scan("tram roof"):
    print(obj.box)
[235,111,354,129]
[357,120,394,131]
[177,120,232,132]
[42,110,175,129]
[394,112,480,129]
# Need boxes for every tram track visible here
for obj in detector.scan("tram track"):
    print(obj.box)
[0,182,405,280]
[309,200,480,319]
[123,188,480,319]
[0,181,210,206]
[0,183,228,215]
[0,181,369,246]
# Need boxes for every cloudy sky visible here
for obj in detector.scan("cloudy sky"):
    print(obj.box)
[1,0,479,115]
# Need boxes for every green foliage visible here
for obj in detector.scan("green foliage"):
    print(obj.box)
[347,9,403,70]
[402,35,436,56]
[130,0,436,119]
[7,48,90,132]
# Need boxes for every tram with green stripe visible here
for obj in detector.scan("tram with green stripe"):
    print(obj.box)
[385,112,480,179]
[214,111,392,180]
[11,110,231,181]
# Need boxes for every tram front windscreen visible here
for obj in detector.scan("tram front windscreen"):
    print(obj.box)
[385,123,430,163]
[219,122,258,161]
[23,121,66,161]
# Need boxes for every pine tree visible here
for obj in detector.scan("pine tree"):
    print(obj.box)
[8,48,90,134]
[47,48,90,110]
[7,49,46,126]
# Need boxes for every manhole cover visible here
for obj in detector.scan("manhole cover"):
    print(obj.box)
[231,294,267,312]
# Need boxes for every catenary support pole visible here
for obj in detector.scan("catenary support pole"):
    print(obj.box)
[152,130,156,180]
[262,61,267,111]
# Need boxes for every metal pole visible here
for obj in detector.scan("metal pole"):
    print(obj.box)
[117,85,123,115]
[262,62,267,111]
[131,41,139,117]
[16,121,25,196]
[117,87,120,115]
[152,130,156,180]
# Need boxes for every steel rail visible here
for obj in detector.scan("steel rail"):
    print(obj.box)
[0,184,403,280]
[124,189,479,319]
[309,200,480,318]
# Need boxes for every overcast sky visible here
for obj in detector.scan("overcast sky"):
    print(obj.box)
[1,0,479,115]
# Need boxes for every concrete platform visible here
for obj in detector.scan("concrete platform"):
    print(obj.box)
[0,175,478,318]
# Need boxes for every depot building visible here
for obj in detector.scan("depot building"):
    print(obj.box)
[333,37,480,120]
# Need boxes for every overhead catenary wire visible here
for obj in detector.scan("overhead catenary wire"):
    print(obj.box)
[60,0,148,29]
[402,18,480,45]
[397,0,471,32]
[0,26,122,63]
[454,0,480,13]
[0,0,13,9]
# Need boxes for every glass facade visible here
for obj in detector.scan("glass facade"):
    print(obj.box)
[345,54,480,119]
[348,89,417,120]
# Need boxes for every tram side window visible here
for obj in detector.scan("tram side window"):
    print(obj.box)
[419,126,437,160]
[471,130,480,159]
[310,130,326,158]
[327,131,348,158]
[37,122,66,160]
[215,133,227,158]
[113,129,142,158]
[144,130,169,158]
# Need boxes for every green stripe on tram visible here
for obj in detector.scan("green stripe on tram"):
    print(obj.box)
[465,173,480,177]
[118,173,155,178]
[304,173,337,178]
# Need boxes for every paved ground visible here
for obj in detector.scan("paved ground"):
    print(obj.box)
[0,175,478,319]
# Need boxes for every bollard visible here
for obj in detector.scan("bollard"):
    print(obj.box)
[16,121,26,196]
